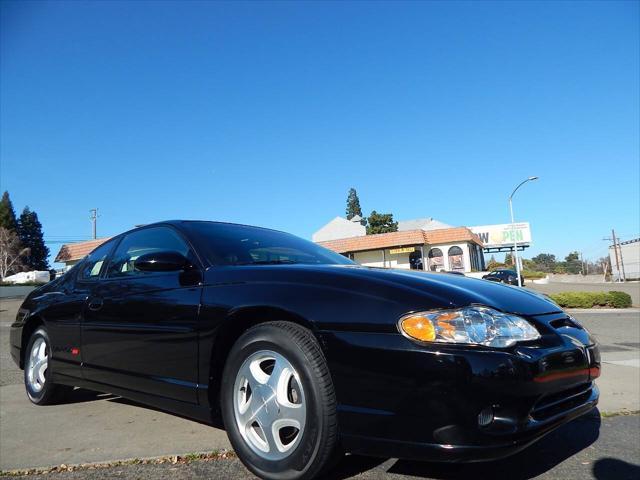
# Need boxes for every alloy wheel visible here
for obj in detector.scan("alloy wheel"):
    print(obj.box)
[233,350,306,461]
[26,337,48,393]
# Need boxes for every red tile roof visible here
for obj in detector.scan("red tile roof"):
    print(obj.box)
[55,238,111,263]
[318,227,482,254]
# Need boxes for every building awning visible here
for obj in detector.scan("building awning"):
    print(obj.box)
[317,227,483,254]
[55,238,110,263]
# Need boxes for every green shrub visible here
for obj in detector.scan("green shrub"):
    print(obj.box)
[591,292,609,307]
[521,270,547,279]
[549,291,633,309]
[550,292,594,308]
[608,291,632,308]
[487,261,507,271]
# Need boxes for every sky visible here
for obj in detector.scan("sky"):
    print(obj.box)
[1,0,638,266]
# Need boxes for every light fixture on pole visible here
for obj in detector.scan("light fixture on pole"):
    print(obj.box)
[509,176,538,287]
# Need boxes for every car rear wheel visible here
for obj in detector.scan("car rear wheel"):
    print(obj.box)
[24,327,73,405]
[221,321,340,480]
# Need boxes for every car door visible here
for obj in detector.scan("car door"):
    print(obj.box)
[42,241,116,382]
[81,225,202,404]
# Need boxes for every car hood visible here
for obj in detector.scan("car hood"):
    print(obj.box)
[325,265,562,316]
[207,264,563,316]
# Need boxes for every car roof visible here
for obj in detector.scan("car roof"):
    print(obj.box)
[132,219,284,233]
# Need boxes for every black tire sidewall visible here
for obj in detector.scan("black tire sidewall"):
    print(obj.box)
[221,325,329,480]
[24,327,54,404]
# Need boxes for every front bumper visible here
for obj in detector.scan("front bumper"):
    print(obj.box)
[339,384,598,462]
[322,315,601,462]
[9,322,24,368]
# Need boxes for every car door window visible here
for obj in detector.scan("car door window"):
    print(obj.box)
[106,226,190,278]
[78,241,115,281]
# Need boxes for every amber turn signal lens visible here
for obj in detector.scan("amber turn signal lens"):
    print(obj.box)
[400,316,436,342]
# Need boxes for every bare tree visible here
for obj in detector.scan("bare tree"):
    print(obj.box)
[0,227,30,279]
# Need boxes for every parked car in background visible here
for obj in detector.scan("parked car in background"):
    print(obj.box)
[11,221,599,480]
[483,268,525,286]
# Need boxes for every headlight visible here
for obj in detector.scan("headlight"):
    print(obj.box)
[398,306,540,348]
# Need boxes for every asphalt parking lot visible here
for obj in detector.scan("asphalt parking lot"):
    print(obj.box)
[1,297,639,479]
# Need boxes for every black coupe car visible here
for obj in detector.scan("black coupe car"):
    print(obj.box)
[10,221,600,480]
[483,268,525,286]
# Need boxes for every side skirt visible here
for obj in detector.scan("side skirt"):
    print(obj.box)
[51,372,215,426]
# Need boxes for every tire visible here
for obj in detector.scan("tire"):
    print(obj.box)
[221,321,340,480]
[24,327,73,405]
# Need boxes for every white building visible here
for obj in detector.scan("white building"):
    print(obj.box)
[314,217,485,272]
[398,217,453,232]
[609,238,640,281]
[312,216,366,242]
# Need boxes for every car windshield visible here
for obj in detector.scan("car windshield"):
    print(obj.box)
[184,222,355,267]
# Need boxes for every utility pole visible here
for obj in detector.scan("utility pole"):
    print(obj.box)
[611,229,622,282]
[90,208,98,239]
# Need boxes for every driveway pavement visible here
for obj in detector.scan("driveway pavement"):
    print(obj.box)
[1,298,639,478]
[570,309,640,413]
[2,412,639,480]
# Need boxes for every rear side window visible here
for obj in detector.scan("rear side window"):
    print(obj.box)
[78,241,115,281]
[106,226,190,278]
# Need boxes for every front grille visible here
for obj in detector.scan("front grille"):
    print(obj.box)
[530,383,593,421]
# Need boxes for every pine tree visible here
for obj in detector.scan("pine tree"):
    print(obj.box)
[366,211,398,235]
[17,207,50,270]
[345,188,363,220]
[504,253,514,266]
[0,191,18,231]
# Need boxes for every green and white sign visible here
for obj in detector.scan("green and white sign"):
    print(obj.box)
[470,223,532,248]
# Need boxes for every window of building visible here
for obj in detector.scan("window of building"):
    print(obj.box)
[428,248,444,272]
[448,246,464,272]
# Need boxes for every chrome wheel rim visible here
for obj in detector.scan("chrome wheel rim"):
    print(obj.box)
[233,350,306,460]
[26,337,48,393]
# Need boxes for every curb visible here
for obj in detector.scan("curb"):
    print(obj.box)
[0,450,236,477]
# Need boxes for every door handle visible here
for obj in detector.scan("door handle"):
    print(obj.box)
[88,299,104,311]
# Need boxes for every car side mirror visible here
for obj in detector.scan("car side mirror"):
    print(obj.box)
[134,251,190,272]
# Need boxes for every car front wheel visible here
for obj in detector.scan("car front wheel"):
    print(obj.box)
[24,327,73,405]
[221,321,339,480]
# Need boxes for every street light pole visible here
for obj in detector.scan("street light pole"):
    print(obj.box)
[509,176,538,287]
